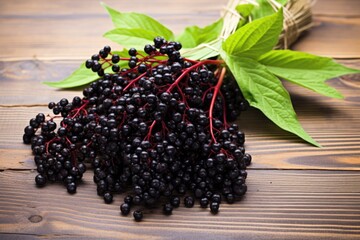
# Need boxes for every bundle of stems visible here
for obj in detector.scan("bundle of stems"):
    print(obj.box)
[272,0,314,49]
[182,0,314,57]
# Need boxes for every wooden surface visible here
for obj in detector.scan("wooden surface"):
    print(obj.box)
[0,0,360,239]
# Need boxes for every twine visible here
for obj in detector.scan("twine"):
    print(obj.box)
[271,0,314,49]
[221,0,314,49]
[181,0,314,58]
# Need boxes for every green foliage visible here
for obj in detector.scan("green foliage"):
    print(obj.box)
[176,19,223,48]
[259,50,360,98]
[223,9,283,58]
[46,2,360,146]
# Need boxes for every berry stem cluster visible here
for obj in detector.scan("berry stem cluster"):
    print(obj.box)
[23,37,251,221]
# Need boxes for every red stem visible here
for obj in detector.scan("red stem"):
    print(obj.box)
[209,67,226,143]
[122,72,147,92]
[167,59,224,93]
[144,120,156,141]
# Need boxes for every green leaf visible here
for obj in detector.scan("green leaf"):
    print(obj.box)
[181,39,222,60]
[101,2,174,40]
[222,8,283,59]
[176,18,223,48]
[43,50,130,88]
[259,50,360,98]
[252,0,288,20]
[222,52,320,147]
[235,4,254,27]
[104,28,160,49]
[43,63,100,88]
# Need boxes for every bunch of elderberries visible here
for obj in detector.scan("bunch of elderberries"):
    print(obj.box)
[23,37,251,221]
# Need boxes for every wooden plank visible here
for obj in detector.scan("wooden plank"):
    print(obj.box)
[0,0,360,59]
[0,60,85,105]
[0,170,359,240]
[292,16,360,58]
[0,0,226,60]
[312,0,360,17]
[0,97,359,171]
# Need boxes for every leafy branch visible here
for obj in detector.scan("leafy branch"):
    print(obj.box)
[44,0,360,146]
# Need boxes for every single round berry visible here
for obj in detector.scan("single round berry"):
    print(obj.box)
[211,194,222,203]
[99,49,108,58]
[85,59,93,69]
[210,202,220,214]
[243,153,252,166]
[48,102,56,109]
[163,203,173,215]
[112,54,120,63]
[112,64,120,72]
[35,174,46,187]
[184,196,194,208]
[170,196,180,208]
[35,113,45,123]
[124,195,133,205]
[67,182,77,194]
[104,192,113,204]
[120,203,131,215]
[103,45,111,53]
[133,210,143,221]
[128,48,137,56]
[200,197,209,208]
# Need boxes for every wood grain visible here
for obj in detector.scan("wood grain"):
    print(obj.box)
[0,0,226,60]
[0,0,360,59]
[1,1,360,239]
[312,0,360,17]
[0,170,359,240]
[292,17,360,58]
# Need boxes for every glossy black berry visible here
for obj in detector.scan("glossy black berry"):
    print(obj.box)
[35,113,45,123]
[163,203,173,215]
[112,64,120,72]
[103,45,111,53]
[210,202,220,214]
[128,48,137,56]
[200,197,209,208]
[184,196,194,208]
[35,174,46,187]
[170,196,180,208]
[124,195,133,205]
[120,203,131,215]
[112,54,120,63]
[67,182,77,194]
[104,192,113,204]
[133,210,143,221]
[85,59,93,69]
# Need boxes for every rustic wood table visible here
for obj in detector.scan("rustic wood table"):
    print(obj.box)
[0,0,359,239]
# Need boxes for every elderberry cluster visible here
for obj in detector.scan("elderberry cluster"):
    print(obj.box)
[23,37,251,221]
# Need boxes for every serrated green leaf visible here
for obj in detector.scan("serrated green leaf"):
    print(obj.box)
[43,50,130,88]
[176,18,223,48]
[222,8,283,58]
[101,2,174,40]
[222,52,320,147]
[252,0,288,20]
[235,4,254,27]
[104,28,160,49]
[259,50,360,98]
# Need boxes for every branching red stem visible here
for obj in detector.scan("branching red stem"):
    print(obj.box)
[209,67,226,143]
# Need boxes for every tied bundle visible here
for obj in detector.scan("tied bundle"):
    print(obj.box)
[222,0,314,49]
